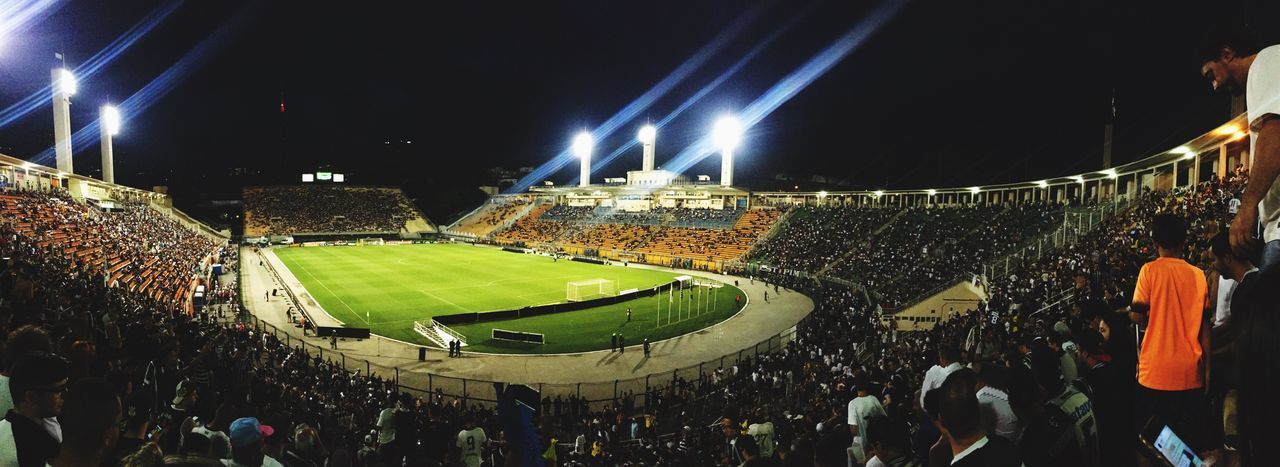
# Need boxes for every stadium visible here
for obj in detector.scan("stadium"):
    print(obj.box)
[2,2,1279,467]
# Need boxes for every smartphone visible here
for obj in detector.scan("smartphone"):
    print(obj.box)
[1139,417,1204,467]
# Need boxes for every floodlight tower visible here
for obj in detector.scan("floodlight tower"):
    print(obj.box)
[52,68,77,174]
[638,124,656,171]
[573,131,593,187]
[100,105,121,184]
[712,115,743,187]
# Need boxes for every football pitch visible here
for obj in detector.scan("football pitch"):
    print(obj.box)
[272,243,745,354]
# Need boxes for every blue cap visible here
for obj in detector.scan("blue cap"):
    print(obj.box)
[229,417,274,447]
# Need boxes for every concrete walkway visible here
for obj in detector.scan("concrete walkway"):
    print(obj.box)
[239,245,813,401]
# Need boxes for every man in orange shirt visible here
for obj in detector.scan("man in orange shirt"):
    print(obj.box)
[1128,213,1211,455]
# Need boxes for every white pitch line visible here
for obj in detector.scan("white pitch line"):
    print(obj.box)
[415,288,466,311]
[290,256,368,325]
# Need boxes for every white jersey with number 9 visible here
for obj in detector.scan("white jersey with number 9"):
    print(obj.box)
[456,427,487,467]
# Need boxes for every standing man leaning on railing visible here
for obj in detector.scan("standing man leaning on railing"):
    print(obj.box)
[1199,28,1280,270]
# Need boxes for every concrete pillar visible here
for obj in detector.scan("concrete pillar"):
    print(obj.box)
[52,69,75,175]
[1218,144,1229,181]
[720,150,733,187]
[100,106,115,184]
[641,140,655,172]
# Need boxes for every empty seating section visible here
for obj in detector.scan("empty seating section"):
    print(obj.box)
[636,208,781,261]
[491,203,781,262]
[243,185,429,236]
[0,192,220,307]
[561,223,656,251]
[540,205,745,229]
[451,198,532,236]
[493,203,566,244]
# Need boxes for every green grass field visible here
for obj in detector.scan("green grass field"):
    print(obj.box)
[272,243,744,353]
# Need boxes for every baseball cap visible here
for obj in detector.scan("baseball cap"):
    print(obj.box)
[171,379,195,406]
[229,417,275,447]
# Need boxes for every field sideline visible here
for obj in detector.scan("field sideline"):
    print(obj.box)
[273,243,745,353]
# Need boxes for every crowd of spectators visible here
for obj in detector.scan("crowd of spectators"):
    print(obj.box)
[3,168,1276,466]
[749,206,900,273]
[750,203,1063,310]
[497,204,780,263]
[540,205,745,229]
[1,192,220,308]
[243,186,427,236]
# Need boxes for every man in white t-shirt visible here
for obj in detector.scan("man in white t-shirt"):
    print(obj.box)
[375,394,399,461]
[847,374,887,465]
[1200,29,1280,270]
[745,407,776,459]
[456,416,487,467]
[919,345,962,407]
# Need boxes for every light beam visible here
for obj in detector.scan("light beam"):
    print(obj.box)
[503,4,766,193]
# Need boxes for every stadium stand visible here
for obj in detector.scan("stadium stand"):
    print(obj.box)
[541,205,746,229]
[638,208,782,262]
[448,196,532,237]
[242,185,434,236]
[1,172,1268,466]
[491,205,781,268]
[492,201,567,244]
[831,203,1065,309]
[1,191,221,308]
[750,203,1064,308]
[749,206,902,272]
[2,128,1268,465]
[561,222,657,252]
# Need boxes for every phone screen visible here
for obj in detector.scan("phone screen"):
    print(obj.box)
[1152,426,1204,467]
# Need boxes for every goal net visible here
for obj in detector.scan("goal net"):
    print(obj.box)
[357,238,385,246]
[566,279,617,302]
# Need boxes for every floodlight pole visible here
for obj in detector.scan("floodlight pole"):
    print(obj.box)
[642,137,655,171]
[720,149,734,187]
[579,152,590,187]
[52,69,74,175]
[99,106,115,184]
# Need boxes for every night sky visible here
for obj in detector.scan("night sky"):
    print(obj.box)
[1,0,1277,221]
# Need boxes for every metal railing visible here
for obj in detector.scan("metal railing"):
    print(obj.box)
[982,198,1132,281]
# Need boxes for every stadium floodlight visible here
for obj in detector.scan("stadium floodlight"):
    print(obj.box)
[1232,131,1247,141]
[572,132,593,159]
[1215,125,1239,136]
[638,124,656,145]
[1100,169,1117,179]
[573,131,593,187]
[1036,180,1049,188]
[873,190,884,197]
[926,189,937,196]
[99,105,121,183]
[1071,175,1084,184]
[969,187,981,194]
[713,115,743,186]
[56,68,77,96]
[712,115,743,152]
[1172,146,1195,159]
[101,105,121,136]
[818,190,828,197]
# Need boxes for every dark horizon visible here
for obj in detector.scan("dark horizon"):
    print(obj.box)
[1,0,1278,223]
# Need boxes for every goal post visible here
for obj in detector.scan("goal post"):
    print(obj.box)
[566,278,617,302]
[357,237,385,246]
